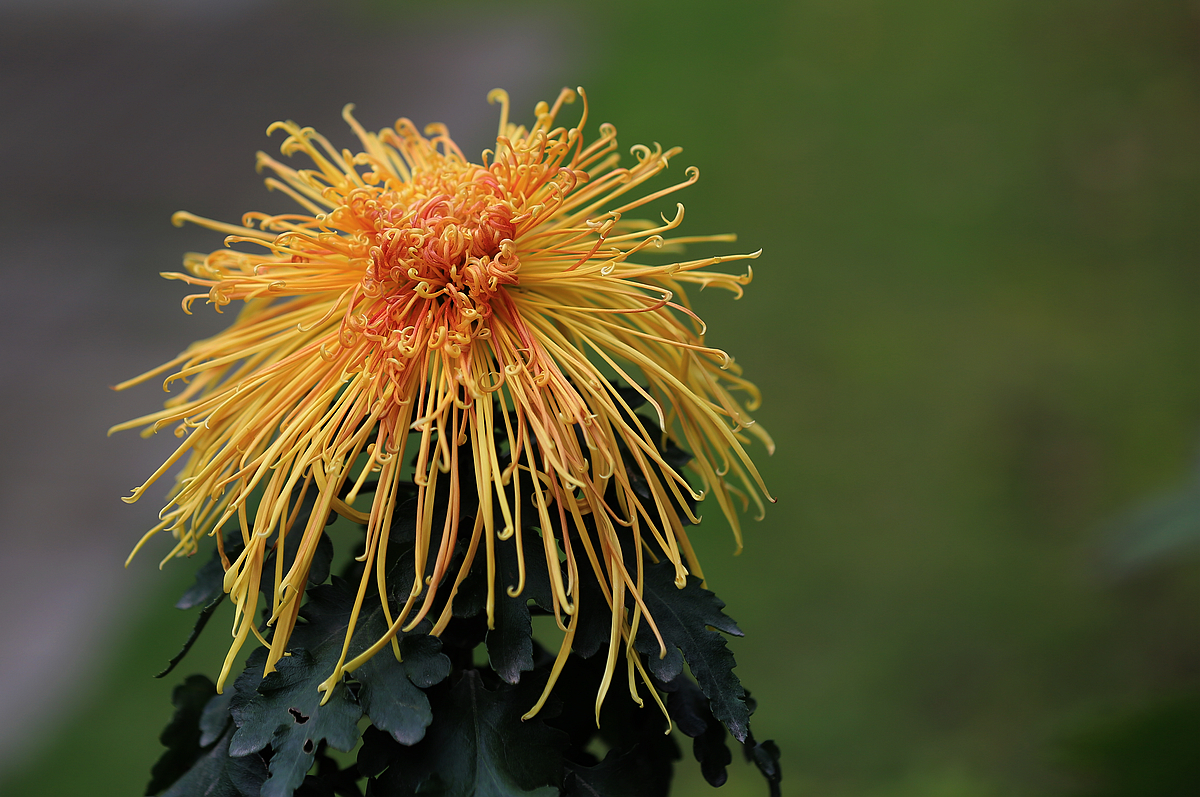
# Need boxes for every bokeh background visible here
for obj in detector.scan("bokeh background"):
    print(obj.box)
[3,1,1200,795]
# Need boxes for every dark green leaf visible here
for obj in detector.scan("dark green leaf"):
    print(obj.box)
[357,629,451,745]
[614,386,649,412]
[665,676,732,788]
[162,530,242,677]
[228,522,449,796]
[355,725,397,781]
[487,529,556,684]
[294,525,450,745]
[743,737,782,797]
[632,562,748,742]
[158,595,224,678]
[311,574,454,745]
[365,670,566,797]
[693,714,732,787]
[148,675,221,795]
[158,721,268,797]
[632,414,694,474]
[561,734,676,797]
[176,496,334,610]
[618,414,697,523]
[564,736,678,797]
[229,648,362,797]
[294,747,362,797]
[177,534,237,610]
[167,524,333,676]
[536,651,611,754]
[200,690,235,747]
[566,530,619,661]
[664,676,709,739]
[259,527,335,604]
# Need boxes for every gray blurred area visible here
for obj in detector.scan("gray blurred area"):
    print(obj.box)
[0,0,578,776]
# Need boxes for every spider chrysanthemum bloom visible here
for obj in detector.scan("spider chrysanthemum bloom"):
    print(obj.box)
[114,87,772,715]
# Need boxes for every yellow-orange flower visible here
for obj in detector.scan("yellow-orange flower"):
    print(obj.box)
[114,87,772,716]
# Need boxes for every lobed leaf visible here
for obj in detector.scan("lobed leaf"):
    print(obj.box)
[563,738,677,797]
[148,675,267,797]
[632,562,749,742]
[229,648,362,797]
[148,675,221,794]
[160,724,269,797]
[486,529,557,683]
[363,670,566,797]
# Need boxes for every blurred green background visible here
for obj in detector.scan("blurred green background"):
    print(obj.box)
[2,1,1199,795]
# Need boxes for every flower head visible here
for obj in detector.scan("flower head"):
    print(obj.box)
[114,88,772,714]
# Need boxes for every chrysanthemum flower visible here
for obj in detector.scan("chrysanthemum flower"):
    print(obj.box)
[114,87,772,716]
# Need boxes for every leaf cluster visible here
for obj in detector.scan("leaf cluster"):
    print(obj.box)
[147,394,780,796]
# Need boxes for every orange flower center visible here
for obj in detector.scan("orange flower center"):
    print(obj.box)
[340,163,523,357]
